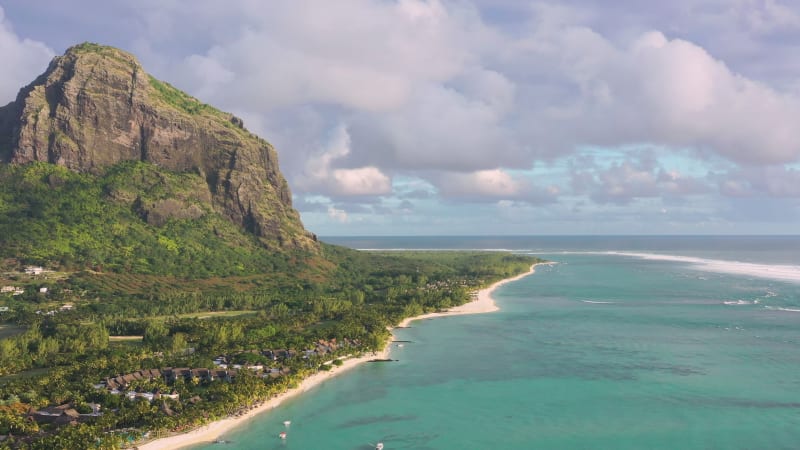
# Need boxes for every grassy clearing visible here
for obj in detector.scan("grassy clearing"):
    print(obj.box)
[178,310,258,320]
[146,310,259,321]
[0,367,50,382]
[0,324,25,339]
[109,335,143,342]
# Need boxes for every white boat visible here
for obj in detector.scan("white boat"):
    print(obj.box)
[376,443,384,450]
[279,431,287,439]
[283,420,291,426]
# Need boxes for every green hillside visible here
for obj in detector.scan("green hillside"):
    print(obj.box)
[0,161,311,278]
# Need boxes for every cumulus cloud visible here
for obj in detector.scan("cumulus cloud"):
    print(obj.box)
[571,153,710,204]
[165,0,486,113]
[513,25,800,165]
[435,169,559,203]
[438,169,525,197]
[296,125,392,197]
[0,7,54,103]
[348,82,520,172]
[327,206,349,223]
[331,167,392,196]
[625,32,800,164]
[729,0,800,35]
[719,166,800,197]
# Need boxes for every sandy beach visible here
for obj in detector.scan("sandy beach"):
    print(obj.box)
[395,262,547,328]
[137,349,390,450]
[138,263,544,450]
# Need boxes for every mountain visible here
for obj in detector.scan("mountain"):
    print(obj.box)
[0,43,318,274]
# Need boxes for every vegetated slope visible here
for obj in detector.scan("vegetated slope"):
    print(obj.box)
[0,161,315,278]
[0,42,317,273]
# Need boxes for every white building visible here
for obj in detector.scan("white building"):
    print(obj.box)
[25,266,44,275]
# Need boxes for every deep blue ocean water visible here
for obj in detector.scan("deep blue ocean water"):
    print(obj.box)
[195,236,800,450]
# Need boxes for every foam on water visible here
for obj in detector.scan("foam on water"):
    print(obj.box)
[723,300,752,306]
[582,300,617,304]
[562,251,800,284]
[356,247,522,252]
[765,306,800,313]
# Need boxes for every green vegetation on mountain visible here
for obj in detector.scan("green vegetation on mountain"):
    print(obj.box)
[147,75,222,118]
[0,161,309,277]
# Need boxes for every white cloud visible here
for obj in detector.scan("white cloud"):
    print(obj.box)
[514,25,800,165]
[346,76,521,172]
[296,125,392,197]
[619,31,800,164]
[164,0,486,113]
[327,206,349,223]
[181,54,235,101]
[434,168,559,203]
[331,167,392,196]
[0,7,54,103]
[730,0,800,35]
[438,169,525,197]
[571,154,710,204]
[719,166,800,197]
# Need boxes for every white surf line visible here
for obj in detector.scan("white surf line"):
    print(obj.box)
[355,248,525,252]
[765,306,800,313]
[557,251,800,284]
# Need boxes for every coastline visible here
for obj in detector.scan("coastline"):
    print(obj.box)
[137,350,391,450]
[138,263,545,450]
[395,262,546,327]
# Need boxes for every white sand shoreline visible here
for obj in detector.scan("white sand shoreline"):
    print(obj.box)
[138,262,547,450]
[395,262,549,327]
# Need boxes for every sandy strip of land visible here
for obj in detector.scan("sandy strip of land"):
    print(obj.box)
[395,262,548,327]
[138,263,546,450]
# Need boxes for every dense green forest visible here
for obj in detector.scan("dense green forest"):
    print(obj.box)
[0,162,311,278]
[1,224,540,449]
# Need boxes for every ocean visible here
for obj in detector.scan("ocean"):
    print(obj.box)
[194,236,800,449]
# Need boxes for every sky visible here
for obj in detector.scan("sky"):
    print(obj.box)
[2,0,800,236]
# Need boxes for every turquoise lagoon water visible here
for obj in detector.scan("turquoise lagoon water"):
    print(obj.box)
[196,236,800,450]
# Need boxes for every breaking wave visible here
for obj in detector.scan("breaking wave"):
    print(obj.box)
[765,306,800,313]
[582,251,800,284]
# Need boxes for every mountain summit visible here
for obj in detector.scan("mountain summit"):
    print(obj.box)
[0,43,316,253]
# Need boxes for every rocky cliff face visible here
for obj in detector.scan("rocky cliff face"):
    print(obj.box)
[0,43,317,251]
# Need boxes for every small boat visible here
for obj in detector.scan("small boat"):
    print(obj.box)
[279,431,287,439]
[283,420,291,426]
[376,443,384,450]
